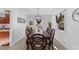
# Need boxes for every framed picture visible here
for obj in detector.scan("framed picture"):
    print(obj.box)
[17,17,26,23]
[56,13,64,30]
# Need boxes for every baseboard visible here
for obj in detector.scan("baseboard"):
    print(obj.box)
[54,38,68,50]
[9,35,25,47]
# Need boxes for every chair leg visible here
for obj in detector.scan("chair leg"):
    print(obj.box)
[52,45,53,50]
[49,44,50,50]
[51,42,53,50]
[26,43,29,50]
[43,45,46,50]
[26,40,30,50]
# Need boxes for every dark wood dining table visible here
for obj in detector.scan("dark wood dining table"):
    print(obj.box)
[26,30,53,50]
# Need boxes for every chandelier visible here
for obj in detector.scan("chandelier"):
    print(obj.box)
[36,8,42,24]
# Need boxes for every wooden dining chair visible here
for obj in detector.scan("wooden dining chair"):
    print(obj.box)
[25,26,33,50]
[51,29,55,50]
[45,29,55,50]
[30,34,45,50]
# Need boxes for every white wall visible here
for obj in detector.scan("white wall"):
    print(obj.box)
[0,8,5,13]
[50,9,68,49]
[10,9,27,46]
[54,8,79,50]
[65,9,79,49]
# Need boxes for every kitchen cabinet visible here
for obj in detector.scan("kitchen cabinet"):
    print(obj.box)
[0,31,9,46]
[0,10,10,46]
[0,14,10,24]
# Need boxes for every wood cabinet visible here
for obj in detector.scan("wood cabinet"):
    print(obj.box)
[0,14,10,24]
[0,10,10,46]
[0,31,9,46]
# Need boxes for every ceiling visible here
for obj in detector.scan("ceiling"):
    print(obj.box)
[11,8,65,15]
[0,8,65,15]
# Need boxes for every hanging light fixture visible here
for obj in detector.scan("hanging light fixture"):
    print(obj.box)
[36,8,42,24]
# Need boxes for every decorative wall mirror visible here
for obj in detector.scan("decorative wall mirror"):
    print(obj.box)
[72,8,79,23]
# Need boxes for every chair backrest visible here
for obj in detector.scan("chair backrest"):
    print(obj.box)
[31,34,45,50]
[25,26,33,37]
[51,29,55,40]
[31,34,44,42]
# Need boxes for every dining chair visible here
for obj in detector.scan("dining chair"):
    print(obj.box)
[45,29,55,50]
[51,29,55,50]
[25,26,33,50]
[30,34,45,50]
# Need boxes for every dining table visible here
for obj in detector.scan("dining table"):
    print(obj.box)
[26,30,54,50]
